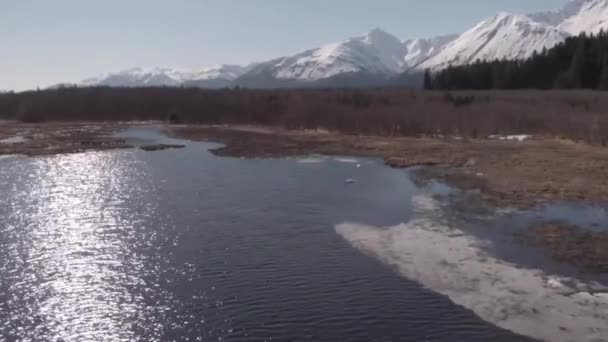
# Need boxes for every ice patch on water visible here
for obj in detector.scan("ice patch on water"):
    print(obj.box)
[546,277,565,289]
[0,136,27,144]
[296,157,326,164]
[335,194,608,342]
[411,194,441,214]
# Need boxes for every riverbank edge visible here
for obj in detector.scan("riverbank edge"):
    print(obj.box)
[0,121,135,156]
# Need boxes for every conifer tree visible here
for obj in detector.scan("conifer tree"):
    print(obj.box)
[599,55,608,90]
[567,41,586,88]
[429,32,608,90]
[423,69,432,90]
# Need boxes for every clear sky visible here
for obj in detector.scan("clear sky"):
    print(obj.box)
[1,0,567,91]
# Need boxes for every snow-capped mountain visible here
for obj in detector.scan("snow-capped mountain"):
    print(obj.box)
[236,28,456,86]
[79,29,453,88]
[530,0,608,35]
[82,65,248,87]
[416,0,608,71]
[245,29,408,83]
[82,67,193,87]
[76,0,608,88]
[558,0,608,35]
[182,65,251,88]
[418,13,569,71]
[402,34,458,68]
[190,65,248,81]
[529,0,590,26]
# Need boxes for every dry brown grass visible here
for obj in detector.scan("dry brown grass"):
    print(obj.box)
[522,223,608,273]
[0,121,131,156]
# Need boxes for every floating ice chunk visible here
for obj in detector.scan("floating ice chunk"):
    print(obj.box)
[335,157,359,163]
[297,157,325,164]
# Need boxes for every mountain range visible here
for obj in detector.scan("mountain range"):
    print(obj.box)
[76,0,608,88]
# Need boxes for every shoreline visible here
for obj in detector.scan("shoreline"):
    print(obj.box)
[0,121,133,156]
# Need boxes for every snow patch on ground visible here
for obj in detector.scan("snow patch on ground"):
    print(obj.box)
[335,194,608,342]
[489,134,532,142]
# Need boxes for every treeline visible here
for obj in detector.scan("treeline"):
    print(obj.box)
[2,87,608,144]
[429,31,608,90]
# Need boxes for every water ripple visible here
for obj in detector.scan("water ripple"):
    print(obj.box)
[0,152,172,342]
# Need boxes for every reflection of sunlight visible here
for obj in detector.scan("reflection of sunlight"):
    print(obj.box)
[3,152,165,341]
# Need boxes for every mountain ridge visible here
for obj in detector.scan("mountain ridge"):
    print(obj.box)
[75,0,608,88]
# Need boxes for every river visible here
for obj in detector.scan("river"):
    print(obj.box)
[0,127,606,342]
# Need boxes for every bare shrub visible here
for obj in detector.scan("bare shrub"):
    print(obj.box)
[1,87,608,143]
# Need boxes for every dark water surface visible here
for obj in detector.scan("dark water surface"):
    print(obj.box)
[0,128,602,342]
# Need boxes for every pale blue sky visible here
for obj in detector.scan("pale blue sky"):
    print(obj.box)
[1,0,566,90]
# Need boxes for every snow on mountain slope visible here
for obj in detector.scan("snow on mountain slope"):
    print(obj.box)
[529,0,590,26]
[558,0,608,35]
[81,67,192,87]
[418,13,569,71]
[190,65,248,81]
[82,65,248,87]
[76,0,608,88]
[402,34,458,68]
[82,27,454,88]
[248,29,410,82]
